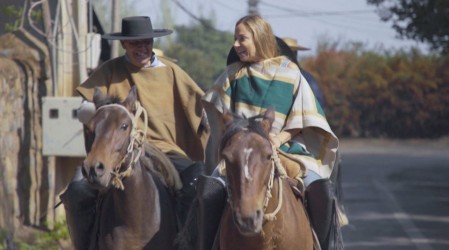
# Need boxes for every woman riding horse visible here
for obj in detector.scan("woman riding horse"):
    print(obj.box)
[196,15,343,250]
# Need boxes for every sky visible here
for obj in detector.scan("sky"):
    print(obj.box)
[133,0,429,57]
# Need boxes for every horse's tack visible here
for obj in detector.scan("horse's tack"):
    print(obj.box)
[224,143,288,222]
[95,101,148,190]
[263,145,287,221]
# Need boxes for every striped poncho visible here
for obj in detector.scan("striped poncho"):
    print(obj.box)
[202,56,338,178]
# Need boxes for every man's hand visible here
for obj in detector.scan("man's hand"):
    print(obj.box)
[77,100,96,124]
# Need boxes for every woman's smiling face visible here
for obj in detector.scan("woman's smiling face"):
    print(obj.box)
[121,39,154,67]
[233,23,259,63]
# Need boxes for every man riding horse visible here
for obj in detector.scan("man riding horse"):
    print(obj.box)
[61,16,209,249]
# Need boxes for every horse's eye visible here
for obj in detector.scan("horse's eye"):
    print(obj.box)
[266,154,272,161]
[120,123,129,130]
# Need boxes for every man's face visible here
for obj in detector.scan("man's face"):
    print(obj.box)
[121,39,154,68]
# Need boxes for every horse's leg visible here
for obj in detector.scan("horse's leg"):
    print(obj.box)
[60,166,98,250]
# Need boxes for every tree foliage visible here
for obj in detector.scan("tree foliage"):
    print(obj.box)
[0,5,42,32]
[301,43,449,138]
[165,19,234,89]
[367,0,449,54]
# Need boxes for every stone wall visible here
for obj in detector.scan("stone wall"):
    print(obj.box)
[0,30,55,237]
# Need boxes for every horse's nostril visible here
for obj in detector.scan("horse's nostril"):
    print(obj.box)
[97,163,104,171]
[89,167,97,178]
[81,166,87,177]
[256,209,262,220]
[95,162,105,176]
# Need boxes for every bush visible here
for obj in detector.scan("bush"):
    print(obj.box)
[301,43,449,138]
[1,221,70,250]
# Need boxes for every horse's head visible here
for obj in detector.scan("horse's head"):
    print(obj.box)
[220,108,275,235]
[81,86,144,191]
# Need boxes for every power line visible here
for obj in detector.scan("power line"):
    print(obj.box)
[172,0,202,23]
[214,0,242,12]
[260,1,374,17]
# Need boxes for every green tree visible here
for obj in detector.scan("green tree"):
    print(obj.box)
[165,19,234,89]
[0,5,42,32]
[367,0,449,54]
[0,5,22,32]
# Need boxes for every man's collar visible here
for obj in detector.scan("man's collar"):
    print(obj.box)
[124,53,159,68]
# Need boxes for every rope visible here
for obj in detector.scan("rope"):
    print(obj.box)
[263,145,287,221]
[263,144,290,221]
[263,172,283,221]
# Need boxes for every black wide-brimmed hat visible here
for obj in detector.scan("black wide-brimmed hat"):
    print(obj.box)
[102,16,173,40]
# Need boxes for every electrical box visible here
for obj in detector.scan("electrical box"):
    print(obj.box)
[42,97,86,157]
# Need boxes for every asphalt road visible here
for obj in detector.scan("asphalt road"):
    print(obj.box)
[339,139,449,250]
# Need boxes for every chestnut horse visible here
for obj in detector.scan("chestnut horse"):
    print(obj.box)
[218,108,314,250]
[80,86,178,250]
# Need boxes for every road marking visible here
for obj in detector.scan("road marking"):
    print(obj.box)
[373,179,435,250]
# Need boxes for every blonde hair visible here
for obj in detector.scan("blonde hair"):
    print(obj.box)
[235,15,280,60]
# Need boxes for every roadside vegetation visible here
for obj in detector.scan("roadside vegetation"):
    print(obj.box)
[0,221,70,250]
[1,0,447,248]
[301,42,449,138]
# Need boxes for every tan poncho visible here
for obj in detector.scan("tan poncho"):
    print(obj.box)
[77,56,208,162]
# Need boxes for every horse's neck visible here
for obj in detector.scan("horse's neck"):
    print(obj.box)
[264,176,296,221]
[119,161,159,203]
[106,161,161,226]
[94,161,163,249]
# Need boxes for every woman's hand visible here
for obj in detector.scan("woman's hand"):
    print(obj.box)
[269,129,301,148]
[269,133,282,148]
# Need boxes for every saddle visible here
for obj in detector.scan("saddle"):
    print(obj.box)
[141,143,183,191]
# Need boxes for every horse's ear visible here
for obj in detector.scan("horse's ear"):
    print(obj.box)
[261,107,275,133]
[122,86,138,112]
[222,110,235,129]
[93,88,106,107]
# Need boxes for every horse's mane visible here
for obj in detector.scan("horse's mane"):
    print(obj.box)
[95,95,122,109]
[219,113,270,152]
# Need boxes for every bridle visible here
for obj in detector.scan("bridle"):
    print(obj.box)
[224,142,288,221]
[94,101,148,190]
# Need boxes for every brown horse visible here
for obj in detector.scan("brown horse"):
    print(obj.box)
[218,108,314,250]
[80,86,178,250]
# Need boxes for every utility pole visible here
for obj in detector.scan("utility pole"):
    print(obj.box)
[161,0,174,45]
[111,0,121,58]
[248,0,260,15]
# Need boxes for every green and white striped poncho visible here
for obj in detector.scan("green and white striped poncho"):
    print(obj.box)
[203,56,339,178]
